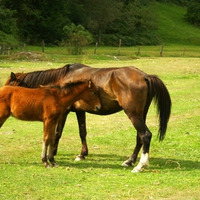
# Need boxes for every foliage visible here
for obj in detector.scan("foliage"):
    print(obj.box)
[62,23,93,55]
[0,0,200,46]
[82,0,123,44]
[106,1,159,46]
[185,0,200,27]
[0,3,19,45]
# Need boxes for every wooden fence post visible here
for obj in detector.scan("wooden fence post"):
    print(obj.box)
[22,43,26,52]
[42,40,45,52]
[136,46,140,56]
[7,46,10,55]
[94,42,98,54]
[118,39,121,55]
[160,43,164,57]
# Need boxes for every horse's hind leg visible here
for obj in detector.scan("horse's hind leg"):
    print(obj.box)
[131,126,152,173]
[122,133,142,167]
[75,111,88,161]
[123,112,152,172]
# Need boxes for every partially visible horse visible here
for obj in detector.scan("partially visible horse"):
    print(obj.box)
[0,80,100,167]
[5,63,171,172]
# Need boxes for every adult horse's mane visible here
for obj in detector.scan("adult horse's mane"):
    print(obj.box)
[6,64,71,87]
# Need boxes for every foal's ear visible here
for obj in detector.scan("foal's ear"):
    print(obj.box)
[10,72,16,81]
[88,80,92,88]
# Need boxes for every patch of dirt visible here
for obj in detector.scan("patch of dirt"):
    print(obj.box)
[9,52,46,61]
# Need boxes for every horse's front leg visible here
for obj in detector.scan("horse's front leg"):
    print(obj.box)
[41,139,49,167]
[75,111,88,161]
[53,111,69,156]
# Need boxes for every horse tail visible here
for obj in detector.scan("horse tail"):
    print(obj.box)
[147,75,171,141]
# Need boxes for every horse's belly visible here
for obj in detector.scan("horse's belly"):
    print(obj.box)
[73,100,122,115]
[11,107,42,121]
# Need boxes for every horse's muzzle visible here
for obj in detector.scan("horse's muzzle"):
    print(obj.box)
[95,105,101,111]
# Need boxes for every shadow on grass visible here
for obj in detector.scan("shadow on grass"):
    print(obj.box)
[1,153,199,172]
[55,153,200,171]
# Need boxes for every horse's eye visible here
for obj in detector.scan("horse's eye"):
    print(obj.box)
[94,91,97,95]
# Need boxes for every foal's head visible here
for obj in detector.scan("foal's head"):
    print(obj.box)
[62,80,101,112]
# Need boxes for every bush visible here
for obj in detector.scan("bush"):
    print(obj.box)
[185,0,200,27]
[62,23,93,55]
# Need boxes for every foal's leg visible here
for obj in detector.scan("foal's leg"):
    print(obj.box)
[42,120,57,167]
[53,111,69,156]
[75,111,88,161]
[0,106,10,128]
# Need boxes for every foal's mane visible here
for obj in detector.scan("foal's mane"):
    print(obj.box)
[11,64,72,88]
[40,79,91,95]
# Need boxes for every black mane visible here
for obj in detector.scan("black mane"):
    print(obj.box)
[18,64,71,88]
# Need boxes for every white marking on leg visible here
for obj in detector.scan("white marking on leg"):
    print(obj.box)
[41,142,47,160]
[131,153,149,173]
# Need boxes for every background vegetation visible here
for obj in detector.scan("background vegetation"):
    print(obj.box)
[0,0,200,47]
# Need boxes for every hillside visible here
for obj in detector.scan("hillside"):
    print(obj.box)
[155,2,200,45]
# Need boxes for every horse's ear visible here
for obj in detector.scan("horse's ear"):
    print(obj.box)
[88,80,92,88]
[10,72,16,81]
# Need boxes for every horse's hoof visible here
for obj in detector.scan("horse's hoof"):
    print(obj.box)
[52,163,58,167]
[75,155,85,161]
[44,163,50,168]
[131,167,142,173]
[121,160,132,167]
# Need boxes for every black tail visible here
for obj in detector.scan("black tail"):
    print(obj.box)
[148,75,171,141]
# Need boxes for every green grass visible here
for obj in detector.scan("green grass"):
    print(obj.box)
[0,48,200,199]
[155,2,200,45]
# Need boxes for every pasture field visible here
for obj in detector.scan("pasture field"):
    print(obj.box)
[0,46,200,200]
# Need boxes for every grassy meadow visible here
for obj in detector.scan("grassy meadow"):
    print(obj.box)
[0,46,200,200]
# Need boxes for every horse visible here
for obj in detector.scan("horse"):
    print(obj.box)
[0,80,101,167]
[5,63,171,172]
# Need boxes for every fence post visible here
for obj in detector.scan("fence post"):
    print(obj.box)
[22,43,26,52]
[136,46,140,56]
[7,46,10,55]
[42,40,45,52]
[118,39,121,55]
[160,43,164,57]
[94,42,98,54]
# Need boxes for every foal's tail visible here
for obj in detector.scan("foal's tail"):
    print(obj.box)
[147,75,171,141]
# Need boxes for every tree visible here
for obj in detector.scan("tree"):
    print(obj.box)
[62,23,93,54]
[4,0,70,44]
[83,0,123,44]
[185,0,200,27]
[105,1,159,45]
[0,2,19,45]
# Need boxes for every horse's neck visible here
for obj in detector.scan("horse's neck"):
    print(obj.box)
[60,83,87,107]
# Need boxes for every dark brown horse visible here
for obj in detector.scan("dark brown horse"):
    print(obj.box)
[0,80,100,167]
[5,63,171,172]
